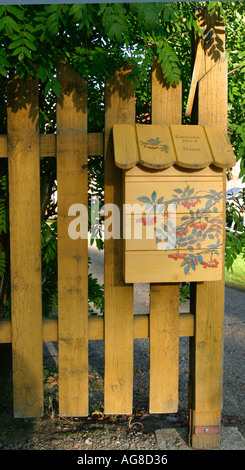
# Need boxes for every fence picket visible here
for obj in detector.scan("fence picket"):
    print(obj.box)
[104,64,135,414]
[149,60,182,413]
[56,60,88,416]
[7,71,43,417]
[188,11,226,447]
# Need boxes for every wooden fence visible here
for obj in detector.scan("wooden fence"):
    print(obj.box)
[0,10,227,449]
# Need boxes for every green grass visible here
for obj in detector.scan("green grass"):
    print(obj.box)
[225,253,245,291]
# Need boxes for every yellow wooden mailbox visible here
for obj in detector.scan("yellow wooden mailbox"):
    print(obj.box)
[113,124,236,284]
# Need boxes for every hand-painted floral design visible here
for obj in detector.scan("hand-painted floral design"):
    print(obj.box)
[136,185,223,275]
[140,137,169,152]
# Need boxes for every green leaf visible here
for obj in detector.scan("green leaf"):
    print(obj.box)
[38,64,47,81]
[24,38,37,51]
[18,51,24,61]
[8,38,23,50]
[11,46,24,56]
[0,64,7,77]
[6,16,20,32]
[6,5,24,20]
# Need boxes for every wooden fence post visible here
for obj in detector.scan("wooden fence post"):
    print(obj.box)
[149,60,182,413]
[56,60,88,416]
[7,71,43,417]
[104,64,135,415]
[188,8,227,449]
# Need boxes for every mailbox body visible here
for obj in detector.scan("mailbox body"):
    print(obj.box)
[113,124,235,284]
[123,164,225,283]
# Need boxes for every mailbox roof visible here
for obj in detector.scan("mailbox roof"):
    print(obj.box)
[113,124,236,170]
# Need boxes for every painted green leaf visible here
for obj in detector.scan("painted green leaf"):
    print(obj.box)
[173,188,182,194]
[184,265,189,275]
[151,190,157,201]
[137,196,150,203]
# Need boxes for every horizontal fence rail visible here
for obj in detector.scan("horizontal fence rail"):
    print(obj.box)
[0,313,195,343]
[0,132,104,158]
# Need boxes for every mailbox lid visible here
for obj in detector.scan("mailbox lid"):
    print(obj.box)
[113,124,236,170]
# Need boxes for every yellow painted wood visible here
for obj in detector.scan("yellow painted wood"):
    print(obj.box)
[170,125,213,168]
[148,60,182,414]
[195,8,226,82]
[136,124,176,168]
[113,123,234,170]
[7,71,43,417]
[104,64,134,415]
[0,319,12,343]
[124,249,223,284]
[125,163,223,179]
[40,134,56,157]
[87,133,104,156]
[204,125,236,168]
[185,39,204,117]
[189,9,227,449]
[113,124,139,168]
[152,58,182,125]
[125,211,223,252]
[0,135,7,157]
[198,58,228,128]
[150,284,179,413]
[39,132,103,158]
[124,179,223,213]
[0,132,104,159]
[189,276,225,449]
[56,60,88,417]
[0,312,195,344]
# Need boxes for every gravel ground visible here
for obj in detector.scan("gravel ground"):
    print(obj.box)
[0,246,244,453]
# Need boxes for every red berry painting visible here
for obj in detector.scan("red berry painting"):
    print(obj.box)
[136,185,223,276]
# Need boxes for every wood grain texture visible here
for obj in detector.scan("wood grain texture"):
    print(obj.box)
[149,284,179,413]
[170,125,213,168]
[113,124,139,168]
[0,312,195,344]
[189,8,227,449]
[57,60,88,417]
[104,64,135,415]
[204,125,236,168]
[136,124,175,168]
[7,71,43,417]
[149,60,182,413]
[152,58,182,125]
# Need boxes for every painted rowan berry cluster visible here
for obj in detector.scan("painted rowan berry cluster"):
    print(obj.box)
[181,198,201,209]
[201,258,219,268]
[168,253,187,260]
[137,215,157,226]
[189,221,207,229]
[176,228,188,237]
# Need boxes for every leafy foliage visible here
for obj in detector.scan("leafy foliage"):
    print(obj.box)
[225,189,245,270]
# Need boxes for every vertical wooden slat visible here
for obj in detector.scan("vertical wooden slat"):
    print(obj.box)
[149,59,182,413]
[57,60,88,416]
[7,71,43,417]
[189,9,226,449]
[104,64,135,414]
